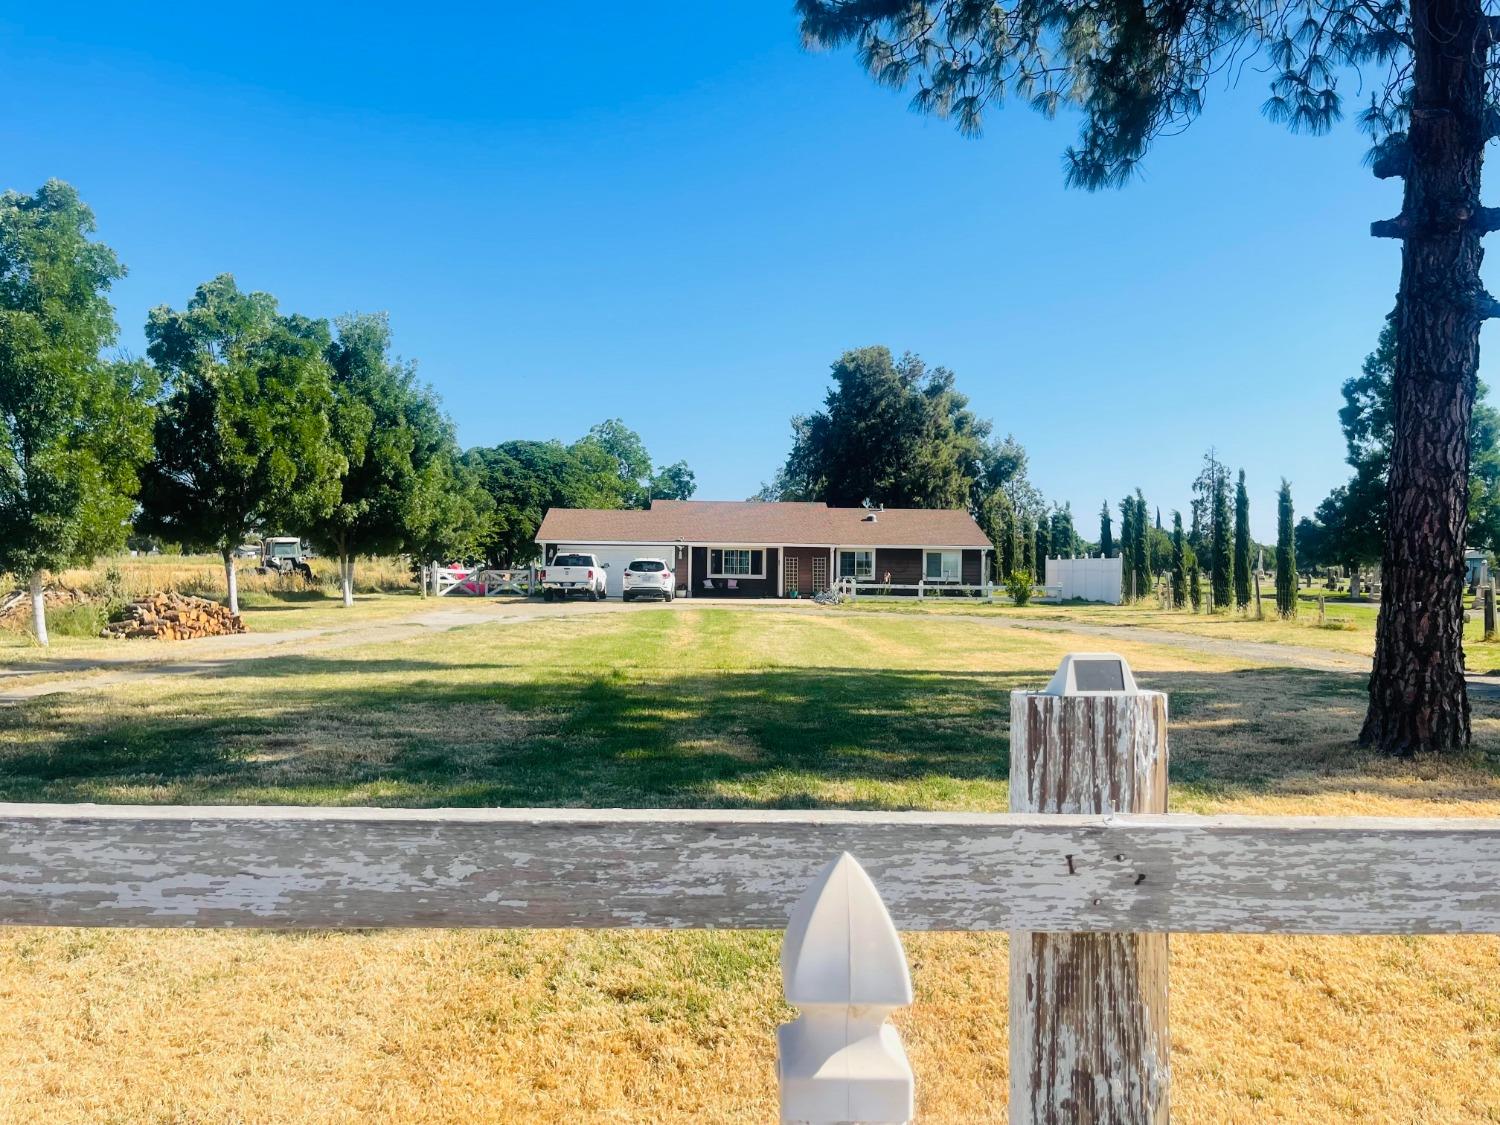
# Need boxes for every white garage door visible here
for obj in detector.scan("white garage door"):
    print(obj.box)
[556,544,675,598]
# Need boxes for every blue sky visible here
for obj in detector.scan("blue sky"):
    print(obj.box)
[3,4,1440,539]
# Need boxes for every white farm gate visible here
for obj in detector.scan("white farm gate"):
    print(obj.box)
[3,653,1497,1123]
[429,565,534,597]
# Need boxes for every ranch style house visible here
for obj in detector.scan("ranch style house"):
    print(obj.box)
[534,499,992,599]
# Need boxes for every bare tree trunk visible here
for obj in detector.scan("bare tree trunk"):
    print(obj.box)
[1363,0,1488,753]
[222,550,240,616]
[28,570,49,647]
[342,554,355,608]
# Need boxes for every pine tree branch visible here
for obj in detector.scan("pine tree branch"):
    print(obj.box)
[1469,290,1500,320]
[1371,135,1409,180]
[1473,207,1500,233]
[1371,207,1500,238]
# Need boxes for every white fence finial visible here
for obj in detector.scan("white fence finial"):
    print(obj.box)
[778,852,914,1125]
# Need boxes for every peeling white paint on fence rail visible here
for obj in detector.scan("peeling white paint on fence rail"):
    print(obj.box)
[2,803,1499,933]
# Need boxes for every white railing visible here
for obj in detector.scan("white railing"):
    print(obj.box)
[833,578,1063,603]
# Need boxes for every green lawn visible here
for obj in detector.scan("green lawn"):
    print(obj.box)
[5,605,1497,812]
[836,582,1498,658]
[4,607,1500,1123]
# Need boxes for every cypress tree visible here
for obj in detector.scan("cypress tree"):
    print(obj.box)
[1276,479,1297,618]
[1050,503,1074,558]
[1118,495,1136,599]
[1233,469,1252,610]
[1133,490,1150,599]
[1009,509,1025,579]
[1034,513,1051,581]
[1098,502,1114,558]
[1171,512,1187,608]
[998,504,1017,579]
[1020,514,1036,576]
[1190,559,1202,611]
[1210,469,1232,609]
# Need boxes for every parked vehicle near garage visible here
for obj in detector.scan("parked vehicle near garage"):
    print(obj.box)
[537,553,607,601]
[622,558,674,602]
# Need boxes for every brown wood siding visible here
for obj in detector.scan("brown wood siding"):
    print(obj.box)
[782,547,828,596]
[691,546,779,596]
[873,548,923,586]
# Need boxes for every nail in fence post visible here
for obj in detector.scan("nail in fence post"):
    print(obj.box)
[778,852,914,1124]
[1009,654,1170,1124]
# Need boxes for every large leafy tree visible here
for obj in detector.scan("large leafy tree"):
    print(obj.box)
[314,313,480,605]
[0,181,155,645]
[773,346,1000,508]
[797,0,1495,751]
[466,420,691,566]
[137,275,344,614]
[577,418,697,508]
[466,438,620,566]
[405,444,493,573]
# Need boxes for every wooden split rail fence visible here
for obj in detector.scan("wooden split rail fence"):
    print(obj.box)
[2,654,1499,1122]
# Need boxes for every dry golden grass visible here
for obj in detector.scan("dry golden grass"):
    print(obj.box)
[48,551,416,600]
[1,608,1498,1122]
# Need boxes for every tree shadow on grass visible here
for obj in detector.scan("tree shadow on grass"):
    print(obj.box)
[2,656,1496,808]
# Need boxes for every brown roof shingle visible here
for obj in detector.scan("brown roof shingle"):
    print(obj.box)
[535,500,991,548]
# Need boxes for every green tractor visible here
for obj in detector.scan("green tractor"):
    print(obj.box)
[255,537,315,580]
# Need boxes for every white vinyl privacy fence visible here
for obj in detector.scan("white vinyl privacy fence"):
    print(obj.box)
[2,654,1497,1123]
[1044,555,1123,604]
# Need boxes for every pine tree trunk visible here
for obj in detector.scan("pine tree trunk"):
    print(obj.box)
[223,550,240,616]
[28,570,49,647]
[1362,0,1487,753]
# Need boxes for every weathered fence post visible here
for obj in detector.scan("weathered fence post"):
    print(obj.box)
[1485,581,1496,642]
[778,852,914,1124]
[1009,653,1170,1124]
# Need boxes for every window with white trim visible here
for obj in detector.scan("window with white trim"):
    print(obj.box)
[709,548,765,578]
[838,550,874,581]
[925,550,961,582]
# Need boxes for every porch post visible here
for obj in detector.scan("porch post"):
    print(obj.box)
[778,547,785,598]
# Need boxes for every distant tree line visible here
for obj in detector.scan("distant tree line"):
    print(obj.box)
[0,180,694,642]
[1298,317,1500,577]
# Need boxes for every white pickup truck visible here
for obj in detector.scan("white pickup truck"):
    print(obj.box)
[538,552,608,601]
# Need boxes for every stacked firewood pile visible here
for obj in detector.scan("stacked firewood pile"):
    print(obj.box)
[103,593,246,640]
[0,585,90,627]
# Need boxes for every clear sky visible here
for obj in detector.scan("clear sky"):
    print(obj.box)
[3,3,1453,539]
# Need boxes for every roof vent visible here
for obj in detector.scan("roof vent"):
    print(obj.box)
[863,511,878,522]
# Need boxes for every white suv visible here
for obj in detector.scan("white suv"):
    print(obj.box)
[622,558,675,602]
